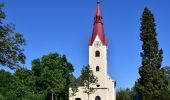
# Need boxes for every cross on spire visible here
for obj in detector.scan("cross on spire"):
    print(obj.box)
[97,0,100,4]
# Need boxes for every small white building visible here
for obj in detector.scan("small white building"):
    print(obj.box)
[69,1,116,100]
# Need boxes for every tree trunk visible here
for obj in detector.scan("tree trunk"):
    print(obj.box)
[52,92,54,100]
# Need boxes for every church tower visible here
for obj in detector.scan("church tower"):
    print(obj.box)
[89,1,108,89]
[69,1,116,100]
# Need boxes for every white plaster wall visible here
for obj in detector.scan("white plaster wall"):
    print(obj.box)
[107,75,116,100]
[89,35,107,88]
[69,87,108,100]
[69,76,116,100]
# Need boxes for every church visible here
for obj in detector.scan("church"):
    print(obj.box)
[69,1,116,100]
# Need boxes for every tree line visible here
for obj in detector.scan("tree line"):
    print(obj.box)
[0,53,76,100]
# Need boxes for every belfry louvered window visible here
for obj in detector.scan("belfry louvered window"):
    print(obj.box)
[95,50,100,57]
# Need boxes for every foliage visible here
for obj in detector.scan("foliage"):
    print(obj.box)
[31,53,74,100]
[0,52,75,100]
[0,70,13,99]
[162,66,170,93]
[116,88,135,100]
[10,67,35,99]
[135,8,169,100]
[0,3,26,69]
[69,76,78,99]
[162,66,170,78]
[81,65,98,100]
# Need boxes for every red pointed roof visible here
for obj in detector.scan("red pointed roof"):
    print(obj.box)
[89,1,107,45]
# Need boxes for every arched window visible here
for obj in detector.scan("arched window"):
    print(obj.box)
[95,96,101,100]
[96,66,99,72]
[95,51,100,57]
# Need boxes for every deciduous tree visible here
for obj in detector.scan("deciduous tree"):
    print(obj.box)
[81,65,98,100]
[0,3,26,69]
[31,53,74,100]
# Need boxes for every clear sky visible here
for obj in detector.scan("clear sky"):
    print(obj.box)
[2,0,170,89]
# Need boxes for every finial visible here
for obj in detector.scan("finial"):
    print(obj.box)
[97,0,100,4]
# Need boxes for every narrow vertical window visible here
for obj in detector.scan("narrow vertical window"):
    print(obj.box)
[96,66,99,72]
[114,81,116,88]
[95,50,100,57]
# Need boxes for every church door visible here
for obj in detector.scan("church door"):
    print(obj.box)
[75,98,81,100]
[95,96,101,100]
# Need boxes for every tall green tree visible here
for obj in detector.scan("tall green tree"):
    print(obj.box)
[135,8,168,100]
[0,3,26,69]
[31,53,74,100]
[81,65,98,100]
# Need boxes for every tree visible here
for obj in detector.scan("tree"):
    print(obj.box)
[81,65,98,100]
[10,67,34,100]
[0,3,26,69]
[135,8,168,100]
[41,67,65,100]
[0,67,48,100]
[31,53,74,100]
[58,55,74,100]
[69,76,78,100]
[0,52,75,100]
[116,88,135,100]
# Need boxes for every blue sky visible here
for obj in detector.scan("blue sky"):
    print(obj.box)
[2,0,170,89]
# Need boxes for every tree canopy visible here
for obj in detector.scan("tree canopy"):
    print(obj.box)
[0,53,75,100]
[0,3,26,69]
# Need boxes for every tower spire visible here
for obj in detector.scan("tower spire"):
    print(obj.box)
[96,0,101,18]
[89,1,107,45]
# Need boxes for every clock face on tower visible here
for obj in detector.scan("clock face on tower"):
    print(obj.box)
[94,41,101,48]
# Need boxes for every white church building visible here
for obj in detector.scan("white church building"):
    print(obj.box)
[69,1,116,100]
